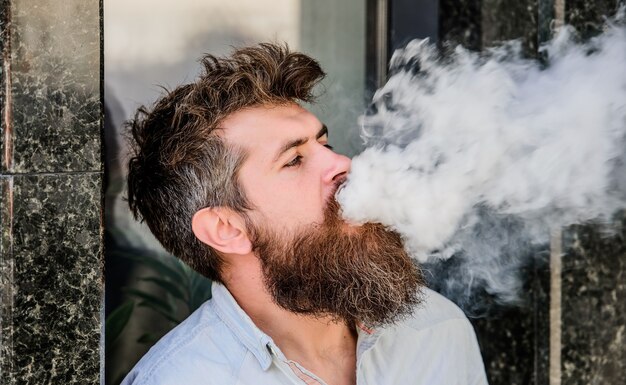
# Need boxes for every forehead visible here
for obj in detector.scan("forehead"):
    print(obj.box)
[219,104,322,154]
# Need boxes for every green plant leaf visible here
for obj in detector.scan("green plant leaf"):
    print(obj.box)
[111,372,128,385]
[137,300,180,324]
[170,258,192,289]
[114,251,186,284]
[105,300,135,346]
[188,273,212,311]
[140,277,186,301]
[124,287,174,315]
[137,332,161,345]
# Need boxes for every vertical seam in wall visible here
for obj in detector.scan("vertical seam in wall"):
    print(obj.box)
[376,0,388,88]
[549,229,563,385]
[548,5,565,385]
[99,1,105,383]
[1,176,14,383]
[553,0,565,29]
[0,0,13,381]
[2,0,12,172]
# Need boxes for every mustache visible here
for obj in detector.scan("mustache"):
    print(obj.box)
[325,177,347,216]
[332,174,348,195]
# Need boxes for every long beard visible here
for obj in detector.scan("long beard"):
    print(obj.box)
[251,197,424,327]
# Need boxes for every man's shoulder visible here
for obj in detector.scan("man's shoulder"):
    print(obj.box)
[374,287,488,385]
[121,299,245,385]
[398,286,469,332]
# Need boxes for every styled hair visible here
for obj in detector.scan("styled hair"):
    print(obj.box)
[126,43,325,282]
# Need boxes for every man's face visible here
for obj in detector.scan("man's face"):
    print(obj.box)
[221,103,350,232]
[221,103,423,326]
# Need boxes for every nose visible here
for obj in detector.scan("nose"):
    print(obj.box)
[321,149,351,186]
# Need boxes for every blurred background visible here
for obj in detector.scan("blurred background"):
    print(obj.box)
[104,1,625,384]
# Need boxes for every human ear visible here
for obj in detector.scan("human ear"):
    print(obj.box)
[191,207,252,255]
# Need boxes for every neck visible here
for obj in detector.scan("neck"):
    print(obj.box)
[222,255,357,385]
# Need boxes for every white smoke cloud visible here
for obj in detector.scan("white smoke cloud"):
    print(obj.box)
[337,19,626,314]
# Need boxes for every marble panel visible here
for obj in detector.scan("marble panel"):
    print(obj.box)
[565,0,620,39]
[439,0,539,55]
[536,0,555,48]
[561,216,626,385]
[9,0,100,173]
[2,173,102,384]
[0,0,8,172]
[471,260,551,385]
[439,0,483,50]
[0,176,14,383]
[481,0,539,55]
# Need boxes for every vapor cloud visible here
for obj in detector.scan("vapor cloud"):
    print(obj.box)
[338,19,626,315]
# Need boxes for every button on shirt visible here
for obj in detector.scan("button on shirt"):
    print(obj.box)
[122,283,489,385]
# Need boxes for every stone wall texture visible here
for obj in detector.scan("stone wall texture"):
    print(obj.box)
[0,0,102,384]
[434,1,626,384]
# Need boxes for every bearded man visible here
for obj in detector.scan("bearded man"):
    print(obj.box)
[121,44,488,385]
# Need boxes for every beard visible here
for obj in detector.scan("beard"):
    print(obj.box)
[250,194,424,328]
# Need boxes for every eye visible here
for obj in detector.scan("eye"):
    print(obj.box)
[284,155,303,168]
[324,144,334,150]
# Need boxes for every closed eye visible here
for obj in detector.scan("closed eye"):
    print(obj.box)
[284,155,303,168]
[284,142,332,168]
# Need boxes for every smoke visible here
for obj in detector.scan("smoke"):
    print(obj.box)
[337,19,626,316]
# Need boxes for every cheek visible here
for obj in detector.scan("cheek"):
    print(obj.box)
[241,164,325,225]
[269,184,326,229]
[270,182,319,220]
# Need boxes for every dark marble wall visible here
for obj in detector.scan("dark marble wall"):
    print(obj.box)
[562,216,626,385]
[0,0,102,384]
[471,262,551,385]
[565,0,621,39]
[435,2,551,384]
[434,1,625,384]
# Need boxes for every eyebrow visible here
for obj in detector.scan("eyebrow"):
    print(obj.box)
[273,124,329,163]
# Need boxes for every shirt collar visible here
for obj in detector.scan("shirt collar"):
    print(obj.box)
[355,321,384,358]
[211,282,274,370]
[211,282,387,369]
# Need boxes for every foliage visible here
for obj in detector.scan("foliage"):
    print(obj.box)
[106,250,212,346]
[105,300,135,347]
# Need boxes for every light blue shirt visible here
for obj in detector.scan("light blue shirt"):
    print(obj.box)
[122,283,488,385]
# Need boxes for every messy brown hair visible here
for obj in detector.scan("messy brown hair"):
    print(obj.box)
[126,43,325,283]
